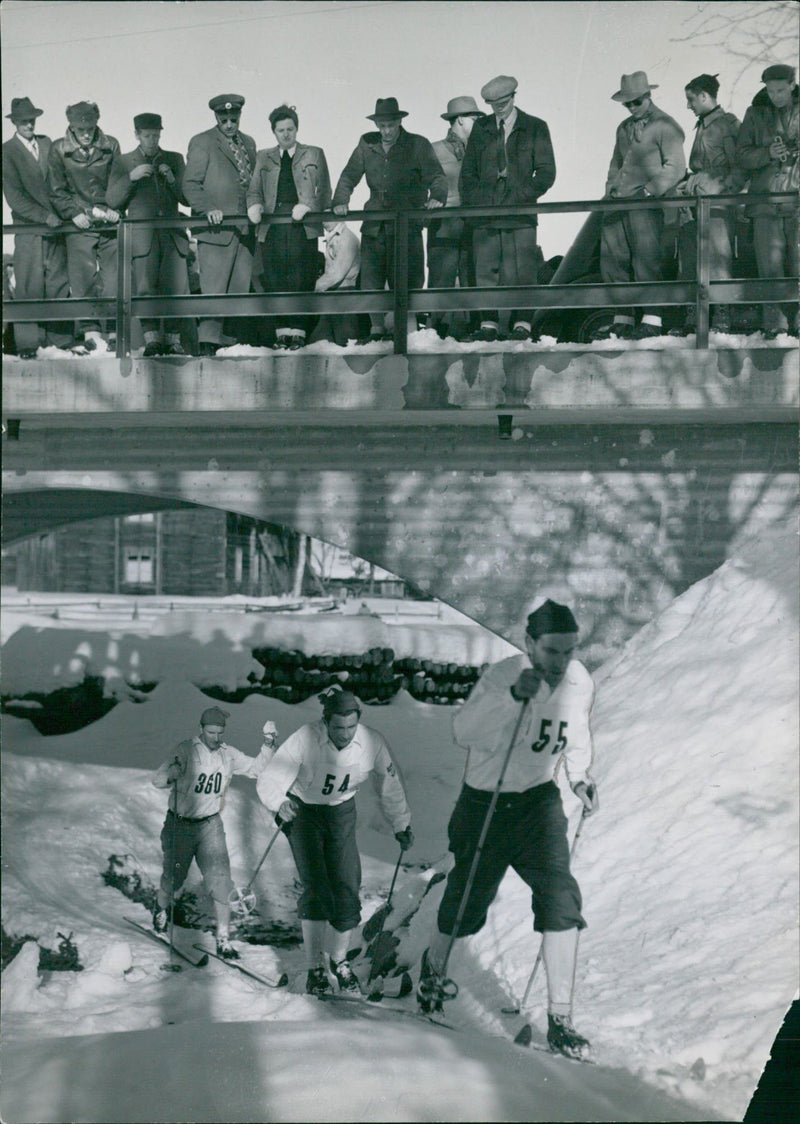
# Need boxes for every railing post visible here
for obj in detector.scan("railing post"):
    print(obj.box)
[393,211,409,355]
[694,196,710,349]
[115,218,132,358]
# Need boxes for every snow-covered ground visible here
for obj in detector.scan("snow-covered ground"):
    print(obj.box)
[1,522,797,1122]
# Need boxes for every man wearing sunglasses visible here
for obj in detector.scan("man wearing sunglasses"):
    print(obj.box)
[183,94,257,356]
[594,71,685,341]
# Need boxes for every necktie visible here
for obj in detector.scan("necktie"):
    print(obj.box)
[30,138,39,160]
[228,134,252,187]
[497,119,507,176]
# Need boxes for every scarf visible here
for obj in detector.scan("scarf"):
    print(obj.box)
[445,127,466,162]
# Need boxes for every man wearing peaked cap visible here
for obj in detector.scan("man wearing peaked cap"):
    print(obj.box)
[736,64,799,337]
[183,94,256,354]
[332,97,447,342]
[151,704,275,961]
[47,100,122,354]
[425,94,484,339]
[593,71,685,342]
[2,96,72,354]
[257,686,413,997]
[459,74,555,342]
[416,598,599,1061]
[106,111,190,356]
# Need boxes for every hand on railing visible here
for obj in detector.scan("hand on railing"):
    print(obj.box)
[425,199,444,209]
[332,204,348,217]
[72,213,92,229]
[46,213,62,229]
[247,204,263,224]
[91,206,120,224]
[206,209,224,226]
[292,203,311,221]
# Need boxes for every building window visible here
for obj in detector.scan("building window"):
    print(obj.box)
[125,550,154,586]
[123,513,155,524]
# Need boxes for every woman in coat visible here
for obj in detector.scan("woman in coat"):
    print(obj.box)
[247,105,331,349]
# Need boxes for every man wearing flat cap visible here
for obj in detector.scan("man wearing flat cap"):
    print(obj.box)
[459,75,556,342]
[416,599,598,1061]
[257,685,413,996]
[332,97,447,343]
[2,96,72,355]
[107,114,189,356]
[594,72,685,341]
[736,64,799,338]
[425,96,484,340]
[183,95,257,355]
[152,704,277,960]
[48,101,121,354]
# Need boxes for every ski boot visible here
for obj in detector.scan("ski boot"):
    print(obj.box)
[547,1013,591,1060]
[216,936,240,961]
[416,948,458,1014]
[306,965,331,997]
[330,957,360,994]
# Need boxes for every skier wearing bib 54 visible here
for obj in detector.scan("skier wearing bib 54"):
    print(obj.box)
[257,686,413,997]
[418,599,599,1059]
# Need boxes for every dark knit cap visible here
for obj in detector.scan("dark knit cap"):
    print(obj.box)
[200,706,229,726]
[134,113,162,131]
[269,104,298,130]
[685,73,720,98]
[526,599,579,638]
[319,686,361,717]
[761,64,795,83]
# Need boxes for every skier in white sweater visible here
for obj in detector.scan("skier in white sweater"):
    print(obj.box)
[257,686,413,996]
[417,599,599,1059]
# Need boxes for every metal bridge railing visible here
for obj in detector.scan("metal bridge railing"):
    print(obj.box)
[3,193,797,357]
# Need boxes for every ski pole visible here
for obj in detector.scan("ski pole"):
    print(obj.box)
[502,805,589,1015]
[161,773,182,973]
[229,822,284,918]
[244,823,283,894]
[439,699,531,982]
[363,847,404,942]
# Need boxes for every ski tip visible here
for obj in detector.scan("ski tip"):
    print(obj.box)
[397,971,413,998]
[278,972,289,988]
[197,954,210,967]
[514,1023,533,1047]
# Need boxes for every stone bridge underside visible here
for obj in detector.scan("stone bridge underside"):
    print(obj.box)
[3,346,797,665]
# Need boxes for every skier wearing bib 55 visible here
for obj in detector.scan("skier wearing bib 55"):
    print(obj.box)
[152,705,275,961]
[417,599,599,1059]
[257,686,413,997]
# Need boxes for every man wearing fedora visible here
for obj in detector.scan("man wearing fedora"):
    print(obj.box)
[594,71,685,341]
[107,113,189,357]
[460,75,556,343]
[2,96,72,356]
[736,64,799,338]
[332,97,447,344]
[48,101,122,355]
[183,95,257,356]
[426,96,484,340]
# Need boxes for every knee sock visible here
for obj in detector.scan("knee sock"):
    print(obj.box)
[426,926,453,975]
[542,928,579,1018]
[326,924,355,966]
[302,920,328,969]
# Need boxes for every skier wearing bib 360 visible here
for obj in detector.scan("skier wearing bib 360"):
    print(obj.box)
[257,686,413,997]
[152,705,275,961]
[417,599,599,1059]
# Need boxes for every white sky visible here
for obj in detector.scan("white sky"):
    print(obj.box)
[2,0,798,256]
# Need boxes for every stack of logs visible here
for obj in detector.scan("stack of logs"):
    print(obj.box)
[251,646,486,705]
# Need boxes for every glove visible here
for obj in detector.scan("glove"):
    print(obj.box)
[395,827,414,851]
[72,213,92,229]
[511,668,543,700]
[247,203,263,225]
[332,203,348,216]
[166,758,182,783]
[291,203,311,221]
[275,797,299,827]
[573,781,599,817]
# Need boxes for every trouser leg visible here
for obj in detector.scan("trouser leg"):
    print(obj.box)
[159,236,190,337]
[197,234,254,345]
[95,232,119,337]
[500,225,538,330]
[133,244,162,337]
[11,232,46,351]
[600,213,635,326]
[158,814,195,909]
[66,230,103,336]
[473,227,501,327]
[360,231,389,331]
[42,235,72,347]
[626,207,665,326]
[426,236,459,334]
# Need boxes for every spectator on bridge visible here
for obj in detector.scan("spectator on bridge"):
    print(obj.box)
[107,113,189,357]
[246,105,331,350]
[2,96,72,356]
[256,686,413,996]
[425,95,484,341]
[671,74,744,337]
[416,599,598,1062]
[48,101,121,355]
[332,97,446,344]
[309,219,365,346]
[460,75,556,343]
[593,72,685,341]
[736,64,799,339]
[183,94,257,356]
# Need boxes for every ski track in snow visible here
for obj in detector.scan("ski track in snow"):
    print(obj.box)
[2,523,797,1121]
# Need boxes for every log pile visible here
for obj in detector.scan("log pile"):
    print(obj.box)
[250,646,486,705]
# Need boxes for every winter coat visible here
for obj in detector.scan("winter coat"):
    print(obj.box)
[2,134,60,225]
[183,126,257,245]
[460,108,556,228]
[604,104,685,198]
[431,133,468,240]
[332,127,447,238]
[683,106,745,194]
[736,85,799,214]
[315,222,360,291]
[106,148,188,257]
[48,127,121,218]
[246,143,331,241]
